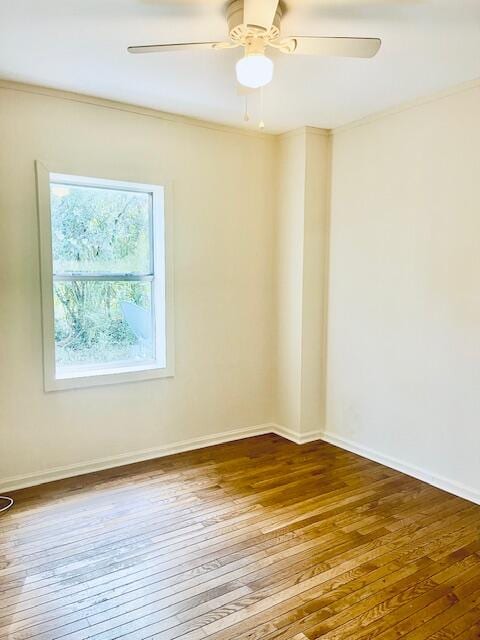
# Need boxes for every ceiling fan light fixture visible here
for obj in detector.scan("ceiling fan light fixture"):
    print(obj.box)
[236,53,273,88]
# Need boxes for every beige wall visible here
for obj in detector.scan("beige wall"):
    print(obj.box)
[0,84,275,487]
[274,128,330,439]
[2,78,480,502]
[300,131,330,435]
[274,132,305,435]
[327,84,480,500]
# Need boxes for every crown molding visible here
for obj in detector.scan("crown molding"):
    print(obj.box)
[304,125,331,137]
[333,76,480,135]
[277,126,331,141]
[0,78,274,140]
[2,76,480,140]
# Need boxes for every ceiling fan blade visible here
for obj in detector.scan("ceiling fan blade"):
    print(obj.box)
[243,0,279,30]
[128,42,223,54]
[283,36,381,58]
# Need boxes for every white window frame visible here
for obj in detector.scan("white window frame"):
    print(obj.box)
[36,162,175,391]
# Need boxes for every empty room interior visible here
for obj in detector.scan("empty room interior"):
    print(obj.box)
[1,0,480,638]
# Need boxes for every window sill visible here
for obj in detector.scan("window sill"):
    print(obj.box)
[45,361,174,392]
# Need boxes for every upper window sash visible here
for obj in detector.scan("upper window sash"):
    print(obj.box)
[50,172,157,278]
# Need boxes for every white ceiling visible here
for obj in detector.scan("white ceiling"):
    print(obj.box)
[1,0,479,133]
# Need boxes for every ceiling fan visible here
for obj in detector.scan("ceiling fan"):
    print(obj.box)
[128,0,381,90]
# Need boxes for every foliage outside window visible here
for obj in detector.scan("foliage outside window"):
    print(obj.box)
[37,167,173,390]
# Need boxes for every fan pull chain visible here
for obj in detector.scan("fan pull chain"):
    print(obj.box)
[244,95,249,122]
[259,87,265,130]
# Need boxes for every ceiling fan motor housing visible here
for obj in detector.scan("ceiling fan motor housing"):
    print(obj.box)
[227,0,282,43]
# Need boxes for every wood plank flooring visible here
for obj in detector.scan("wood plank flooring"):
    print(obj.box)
[1,434,480,640]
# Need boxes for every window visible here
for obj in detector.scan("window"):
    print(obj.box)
[36,164,174,390]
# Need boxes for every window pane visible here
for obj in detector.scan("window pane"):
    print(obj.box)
[54,281,154,369]
[51,183,152,274]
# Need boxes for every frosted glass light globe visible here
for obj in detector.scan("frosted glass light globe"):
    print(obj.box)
[236,54,274,89]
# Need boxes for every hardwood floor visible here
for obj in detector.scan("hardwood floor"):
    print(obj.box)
[1,434,480,640]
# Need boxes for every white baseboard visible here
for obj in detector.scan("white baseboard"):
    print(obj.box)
[0,423,276,493]
[0,422,323,493]
[270,424,323,445]
[6,423,476,506]
[321,430,480,506]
